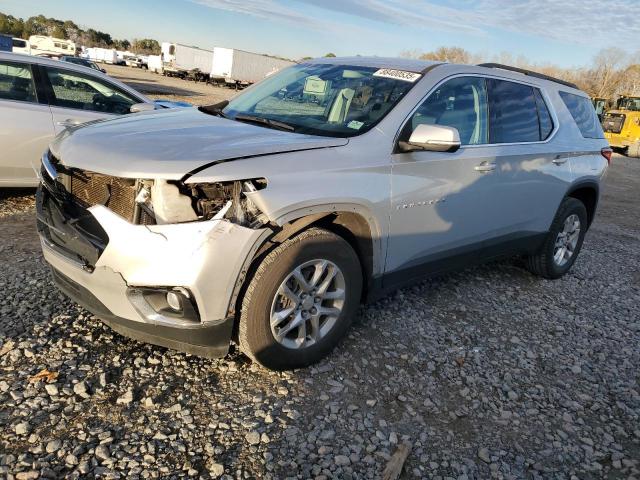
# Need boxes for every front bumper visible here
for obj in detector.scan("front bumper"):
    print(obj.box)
[37,180,268,358]
[50,267,234,358]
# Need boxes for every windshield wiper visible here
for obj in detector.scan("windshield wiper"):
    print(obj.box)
[234,113,296,132]
[198,100,229,118]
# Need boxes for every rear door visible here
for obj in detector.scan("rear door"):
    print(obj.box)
[0,59,54,186]
[482,78,570,234]
[38,65,143,134]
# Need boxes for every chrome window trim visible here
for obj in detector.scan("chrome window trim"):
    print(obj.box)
[393,72,561,151]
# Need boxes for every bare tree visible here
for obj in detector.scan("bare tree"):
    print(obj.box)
[420,46,472,64]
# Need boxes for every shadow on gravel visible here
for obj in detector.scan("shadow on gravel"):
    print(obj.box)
[0,188,35,201]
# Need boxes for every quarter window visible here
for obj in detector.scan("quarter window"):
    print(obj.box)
[43,66,139,115]
[559,91,604,139]
[405,76,489,145]
[534,89,554,140]
[0,61,37,103]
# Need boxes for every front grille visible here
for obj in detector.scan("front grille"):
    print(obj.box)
[61,171,138,222]
[602,113,625,134]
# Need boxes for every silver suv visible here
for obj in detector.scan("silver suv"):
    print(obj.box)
[37,57,610,370]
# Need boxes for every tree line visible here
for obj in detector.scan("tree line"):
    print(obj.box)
[402,46,640,100]
[0,12,160,54]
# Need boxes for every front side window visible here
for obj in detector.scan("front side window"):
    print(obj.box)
[488,79,540,143]
[222,63,420,137]
[0,61,37,103]
[559,91,604,139]
[404,76,489,145]
[44,66,139,114]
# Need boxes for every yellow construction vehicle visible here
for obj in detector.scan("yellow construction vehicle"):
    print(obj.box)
[602,95,640,157]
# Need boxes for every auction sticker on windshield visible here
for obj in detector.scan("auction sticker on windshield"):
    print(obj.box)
[373,69,422,83]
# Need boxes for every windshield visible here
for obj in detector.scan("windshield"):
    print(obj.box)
[618,97,640,111]
[223,63,421,137]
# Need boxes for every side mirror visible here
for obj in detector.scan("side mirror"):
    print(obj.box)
[101,68,106,73]
[399,124,461,153]
[130,102,156,113]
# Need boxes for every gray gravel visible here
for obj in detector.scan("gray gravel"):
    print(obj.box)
[1,155,639,479]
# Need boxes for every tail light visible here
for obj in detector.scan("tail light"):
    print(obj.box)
[601,147,613,165]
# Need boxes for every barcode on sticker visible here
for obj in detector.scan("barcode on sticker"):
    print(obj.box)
[373,69,422,83]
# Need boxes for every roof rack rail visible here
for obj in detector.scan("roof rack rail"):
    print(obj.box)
[477,63,579,90]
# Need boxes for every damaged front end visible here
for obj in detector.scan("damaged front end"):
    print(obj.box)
[37,152,275,357]
[49,155,269,229]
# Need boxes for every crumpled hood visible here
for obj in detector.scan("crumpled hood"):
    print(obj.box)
[49,108,348,179]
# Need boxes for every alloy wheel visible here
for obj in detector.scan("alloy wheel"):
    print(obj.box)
[270,259,346,349]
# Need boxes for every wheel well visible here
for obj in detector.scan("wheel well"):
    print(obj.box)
[228,211,376,340]
[314,212,375,300]
[567,185,598,227]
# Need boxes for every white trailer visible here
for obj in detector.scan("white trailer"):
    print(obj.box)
[86,47,118,64]
[147,55,163,74]
[210,47,295,86]
[161,42,213,78]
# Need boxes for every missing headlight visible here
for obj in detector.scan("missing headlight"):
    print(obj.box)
[186,178,267,227]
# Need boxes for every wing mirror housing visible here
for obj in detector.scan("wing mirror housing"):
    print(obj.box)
[130,103,156,113]
[399,124,461,153]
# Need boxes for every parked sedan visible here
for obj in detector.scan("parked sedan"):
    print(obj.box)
[0,52,157,187]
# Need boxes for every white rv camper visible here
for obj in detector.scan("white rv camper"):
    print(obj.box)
[12,38,31,55]
[29,35,76,58]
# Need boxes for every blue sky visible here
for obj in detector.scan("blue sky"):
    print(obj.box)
[0,0,632,67]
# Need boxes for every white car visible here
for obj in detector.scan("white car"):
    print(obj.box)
[0,52,155,187]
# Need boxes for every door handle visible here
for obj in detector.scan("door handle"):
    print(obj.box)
[474,162,496,173]
[57,119,82,127]
[552,157,568,165]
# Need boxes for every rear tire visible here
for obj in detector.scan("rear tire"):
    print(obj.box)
[239,228,362,370]
[525,197,588,279]
[627,142,640,158]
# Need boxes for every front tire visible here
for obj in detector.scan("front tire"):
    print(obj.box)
[525,197,588,279]
[239,228,362,370]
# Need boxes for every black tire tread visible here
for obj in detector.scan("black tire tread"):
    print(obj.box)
[525,197,587,279]
[238,227,359,368]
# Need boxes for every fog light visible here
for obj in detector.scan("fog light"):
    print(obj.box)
[166,291,182,311]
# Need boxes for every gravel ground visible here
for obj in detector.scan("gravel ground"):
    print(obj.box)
[0,154,639,479]
[102,64,236,106]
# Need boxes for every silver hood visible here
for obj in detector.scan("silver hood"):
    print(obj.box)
[49,108,348,179]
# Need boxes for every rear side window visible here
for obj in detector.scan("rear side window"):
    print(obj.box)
[559,91,604,139]
[0,61,37,103]
[487,79,540,143]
